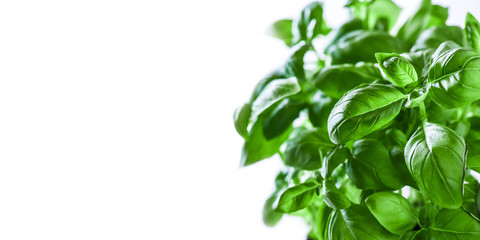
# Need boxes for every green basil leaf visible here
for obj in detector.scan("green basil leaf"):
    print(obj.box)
[418,202,438,228]
[389,146,418,188]
[385,128,408,146]
[292,2,330,44]
[326,204,398,240]
[249,70,286,103]
[308,91,336,130]
[328,30,407,64]
[339,177,363,205]
[463,173,480,218]
[346,0,400,32]
[427,47,480,108]
[250,77,301,122]
[233,103,251,139]
[430,40,463,60]
[426,100,462,125]
[396,0,448,48]
[275,179,321,213]
[308,201,332,240]
[405,88,428,108]
[284,128,334,170]
[263,99,306,140]
[322,179,351,209]
[365,0,401,32]
[267,19,294,47]
[284,43,310,82]
[414,205,480,239]
[466,12,480,51]
[328,83,407,144]
[241,109,291,167]
[452,119,471,137]
[376,53,418,88]
[467,155,480,173]
[325,18,363,53]
[313,62,381,99]
[263,192,283,227]
[321,145,350,179]
[347,138,404,190]
[365,192,419,234]
[412,25,467,51]
[404,122,466,208]
[401,48,435,79]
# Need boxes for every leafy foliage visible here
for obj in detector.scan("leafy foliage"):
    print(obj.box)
[235,1,480,238]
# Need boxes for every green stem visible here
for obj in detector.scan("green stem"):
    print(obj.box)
[418,102,427,123]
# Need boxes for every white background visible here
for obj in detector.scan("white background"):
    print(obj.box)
[0,0,478,239]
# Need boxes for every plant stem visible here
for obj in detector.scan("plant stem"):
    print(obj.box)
[418,102,427,123]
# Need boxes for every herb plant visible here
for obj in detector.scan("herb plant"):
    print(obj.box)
[234,0,480,239]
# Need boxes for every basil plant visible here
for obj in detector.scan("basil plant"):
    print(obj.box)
[234,0,480,239]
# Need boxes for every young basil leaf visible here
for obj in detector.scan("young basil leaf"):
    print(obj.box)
[313,62,381,99]
[405,88,428,108]
[275,179,321,213]
[284,128,334,170]
[284,43,310,82]
[250,77,301,122]
[404,122,466,209]
[365,192,419,234]
[263,99,306,140]
[325,18,363,53]
[263,191,284,227]
[322,179,351,209]
[233,103,251,139]
[321,145,350,179]
[292,2,330,44]
[466,12,480,51]
[347,138,404,190]
[415,205,480,239]
[328,30,407,64]
[308,91,336,130]
[412,25,467,51]
[328,83,407,144]
[326,204,398,240]
[267,19,294,47]
[427,47,480,108]
[375,53,418,88]
[396,0,448,48]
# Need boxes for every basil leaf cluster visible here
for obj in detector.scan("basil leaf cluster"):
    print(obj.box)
[234,0,480,239]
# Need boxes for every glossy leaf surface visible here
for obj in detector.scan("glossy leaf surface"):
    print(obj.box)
[326,204,398,240]
[284,128,334,170]
[376,52,418,88]
[404,122,466,208]
[366,192,418,234]
[328,83,406,144]
[347,139,403,190]
[427,47,480,108]
[275,179,320,213]
[313,62,381,99]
